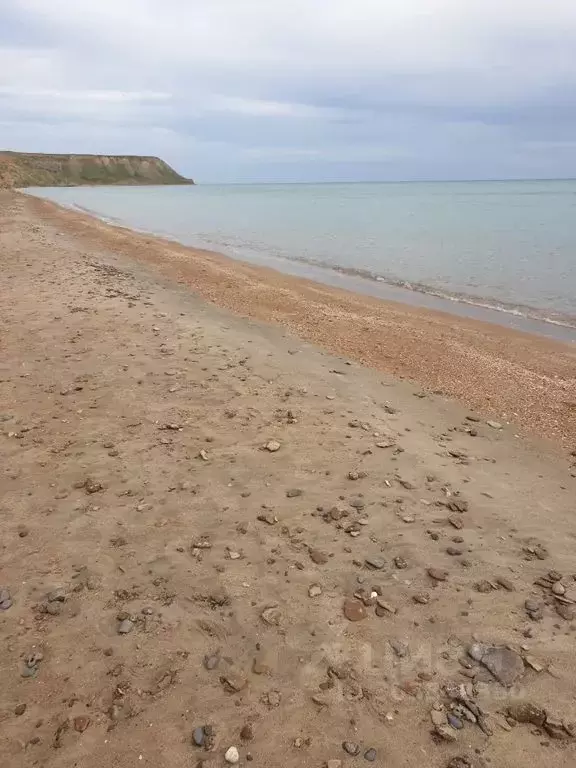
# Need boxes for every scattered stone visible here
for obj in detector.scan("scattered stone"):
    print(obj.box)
[260,606,282,626]
[47,587,66,603]
[265,690,281,708]
[83,477,103,494]
[286,488,303,498]
[428,568,448,582]
[544,716,571,740]
[21,651,43,679]
[448,516,463,530]
[552,581,566,596]
[434,724,458,742]
[308,584,322,598]
[376,598,397,616]
[257,513,278,525]
[265,440,281,452]
[343,598,367,622]
[447,499,468,513]
[225,746,240,764]
[446,546,463,556]
[43,601,62,616]
[524,655,544,673]
[343,742,361,756]
[198,449,209,461]
[364,748,377,762]
[193,727,206,747]
[365,556,386,570]
[240,724,254,741]
[394,556,408,569]
[447,714,464,730]
[413,592,430,605]
[469,644,525,687]
[117,618,134,635]
[73,716,91,733]
[17,524,29,538]
[523,543,549,560]
[0,588,13,611]
[204,654,220,671]
[220,672,247,693]
[496,577,515,592]
[431,708,447,727]
[309,549,329,565]
[507,702,546,727]
[21,666,37,679]
[525,599,545,620]
[14,703,27,716]
[556,603,575,621]
[389,639,408,658]
[447,759,472,768]
[475,581,493,594]
[487,421,502,429]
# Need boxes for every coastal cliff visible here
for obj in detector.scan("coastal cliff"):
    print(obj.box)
[0,151,193,188]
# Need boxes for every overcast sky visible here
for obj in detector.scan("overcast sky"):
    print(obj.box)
[1,1,576,182]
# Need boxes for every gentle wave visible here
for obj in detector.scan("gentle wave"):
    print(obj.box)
[221,243,576,332]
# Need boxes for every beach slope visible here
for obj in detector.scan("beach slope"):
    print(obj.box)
[1,190,575,768]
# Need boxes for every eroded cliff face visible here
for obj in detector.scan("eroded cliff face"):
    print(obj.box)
[0,151,193,188]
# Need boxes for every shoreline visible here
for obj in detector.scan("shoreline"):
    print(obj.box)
[23,187,576,344]
[13,190,576,447]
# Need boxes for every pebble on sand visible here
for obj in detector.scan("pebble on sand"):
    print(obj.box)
[117,618,134,634]
[342,741,361,756]
[427,568,448,582]
[193,726,205,746]
[343,598,368,621]
[225,746,240,764]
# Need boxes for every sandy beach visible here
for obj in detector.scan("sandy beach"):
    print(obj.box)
[1,188,576,768]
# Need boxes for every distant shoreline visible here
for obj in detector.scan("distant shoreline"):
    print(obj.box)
[13,189,576,447]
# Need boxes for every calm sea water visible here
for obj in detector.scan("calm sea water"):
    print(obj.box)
[26,181,576,340]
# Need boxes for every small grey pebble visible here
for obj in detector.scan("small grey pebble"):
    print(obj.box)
[343,742,361,756]
[117,618,134,635]
[193,726,205,746]
[447,713,464,730]
[21,666,38,678]
[0,588,12,611]
[364,748,377,762]
[47,588,66,603]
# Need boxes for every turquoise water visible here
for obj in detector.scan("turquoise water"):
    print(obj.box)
[26,181,576,339]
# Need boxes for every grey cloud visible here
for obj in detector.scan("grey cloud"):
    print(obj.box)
[1,0,576,181]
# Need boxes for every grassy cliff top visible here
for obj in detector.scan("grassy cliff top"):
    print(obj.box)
[0,151,193,188]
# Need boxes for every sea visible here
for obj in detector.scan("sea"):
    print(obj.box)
[25,180,576,342]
